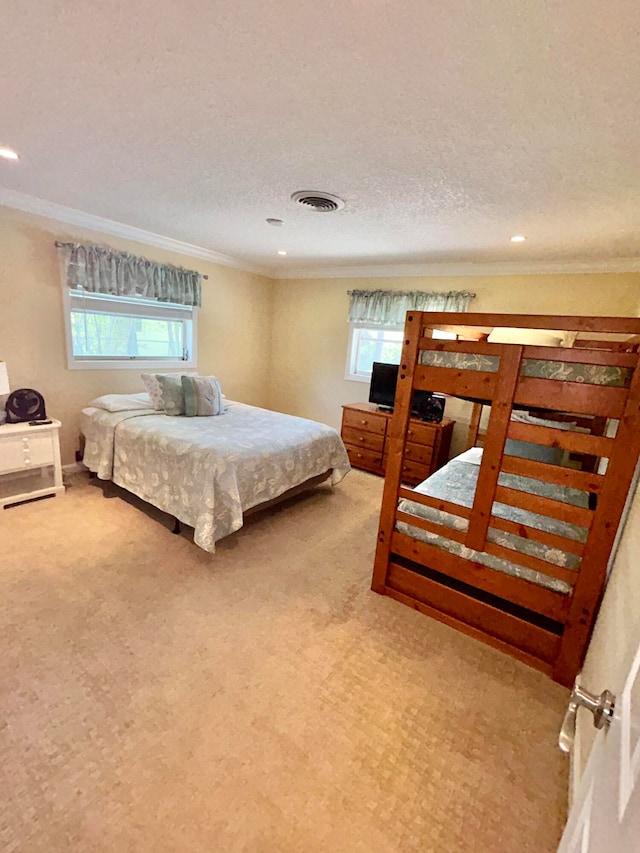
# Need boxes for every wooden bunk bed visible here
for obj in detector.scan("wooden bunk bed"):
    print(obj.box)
[372,313,640,686]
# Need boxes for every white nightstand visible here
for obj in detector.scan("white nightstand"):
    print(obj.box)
[0,418,65,508]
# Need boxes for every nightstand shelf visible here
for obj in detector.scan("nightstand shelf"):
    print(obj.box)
[0,419,64,508]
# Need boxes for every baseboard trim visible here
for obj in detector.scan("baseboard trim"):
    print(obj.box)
[62,462,86,475]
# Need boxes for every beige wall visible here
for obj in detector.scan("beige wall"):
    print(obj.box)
[269,273,640,455]
[0,206,274,464]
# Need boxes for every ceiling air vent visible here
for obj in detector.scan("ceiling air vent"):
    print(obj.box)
[291,191,345,212]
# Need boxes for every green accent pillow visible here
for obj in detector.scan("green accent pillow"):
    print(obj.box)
[181,376,223,417]
[157,374,186,416]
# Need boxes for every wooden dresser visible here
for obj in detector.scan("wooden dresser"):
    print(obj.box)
[341,402,454,485]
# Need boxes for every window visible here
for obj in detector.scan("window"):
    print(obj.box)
[63,289,197,370]
[345,323,455,382]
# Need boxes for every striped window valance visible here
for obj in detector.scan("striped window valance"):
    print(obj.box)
[56,242,202,307]
[347,289,475,325]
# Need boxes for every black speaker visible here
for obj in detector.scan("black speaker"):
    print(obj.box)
[413,393,446,423]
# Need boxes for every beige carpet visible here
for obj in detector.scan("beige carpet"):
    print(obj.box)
[1,470,569,852]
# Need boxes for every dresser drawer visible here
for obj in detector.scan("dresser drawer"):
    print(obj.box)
[384,453,432,482]
[0,433,53,472]
[342,408,387,436]
[400,459,431,486]
[23,434,54,466]
[341,426,385,452]
[406,421,438,447]
[346,445,383,473]
[403,441,433,467]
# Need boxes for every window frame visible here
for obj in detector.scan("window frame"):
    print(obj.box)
[345,323,405,383]
[345,323,456,383]
[61,286,198,370]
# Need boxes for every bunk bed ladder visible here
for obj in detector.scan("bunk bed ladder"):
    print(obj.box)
[464,344,522,552]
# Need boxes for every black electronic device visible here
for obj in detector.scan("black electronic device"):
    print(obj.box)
[368,362,443,422]
[368,362,399,411]
[413,392,446,424]
[5,388,47,424]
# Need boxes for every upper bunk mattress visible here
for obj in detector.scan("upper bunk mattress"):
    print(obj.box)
[396,449,589,595]
[419,350,632,387]
[81,401,351,552]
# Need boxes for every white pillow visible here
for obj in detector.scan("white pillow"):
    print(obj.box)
[487,328,563,347]
[455,447,484,466]
[510,411,576,431]
[87,392,153,413]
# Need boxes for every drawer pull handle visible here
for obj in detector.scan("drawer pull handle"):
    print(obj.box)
[359,436,365,442]
[357,453,363,458]
[361,419,367,425]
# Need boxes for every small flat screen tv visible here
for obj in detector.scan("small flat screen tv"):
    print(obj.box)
[368,362,434,418]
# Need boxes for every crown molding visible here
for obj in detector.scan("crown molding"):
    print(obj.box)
[271,257,640,279]
[0,188,271,277]
[3,188,639,281]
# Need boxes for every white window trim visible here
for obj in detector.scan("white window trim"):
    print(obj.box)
[345,323,404,383]
[61,286,198,370]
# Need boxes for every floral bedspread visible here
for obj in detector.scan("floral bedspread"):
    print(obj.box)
[396,450,589,595]
[81,402,351,552]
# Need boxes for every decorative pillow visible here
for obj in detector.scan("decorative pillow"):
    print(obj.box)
[181,376,223,417]
[157,375,187,416]
[506,413,576,465]
[87,392,153,413]
[141,373,170,411]
[504,438,563,466]
[141,372,198,411]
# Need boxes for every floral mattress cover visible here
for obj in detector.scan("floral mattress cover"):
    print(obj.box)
[81,401,351,552]
[419,350,632,387]
[396,448,589,596]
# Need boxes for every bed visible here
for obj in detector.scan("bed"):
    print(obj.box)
[396,447,586,596]
[372,312,640,686]
[81,400,351,552]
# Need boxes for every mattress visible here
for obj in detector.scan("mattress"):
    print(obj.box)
[419,350,632,387]
[396,449,589,595]
[81,401,351,552]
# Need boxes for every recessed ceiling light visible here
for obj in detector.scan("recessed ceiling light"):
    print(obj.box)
[0,146,19,161]
[510,234,526,243]
[266,218,284,226]
[277,250,288,256]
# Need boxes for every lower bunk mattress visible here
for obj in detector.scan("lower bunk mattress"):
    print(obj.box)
[396,448,589,595]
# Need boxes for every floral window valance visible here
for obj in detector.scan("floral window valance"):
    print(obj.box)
[56,242,202,307]
[347,289,475,325]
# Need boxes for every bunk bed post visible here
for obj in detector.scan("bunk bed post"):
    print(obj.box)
[466,402,483,450]
[553,367,640,686]
[371,311,423,593]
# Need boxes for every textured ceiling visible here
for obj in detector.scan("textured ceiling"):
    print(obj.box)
[2,0,640,274]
